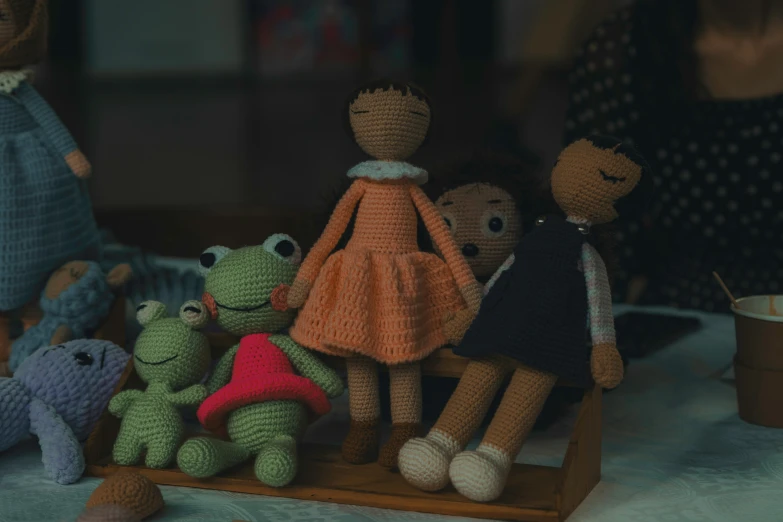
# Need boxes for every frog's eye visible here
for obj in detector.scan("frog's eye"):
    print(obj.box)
[136,301,167,326]
[198,246,231,276]
[179,300,209,329]
[262,234,301,265]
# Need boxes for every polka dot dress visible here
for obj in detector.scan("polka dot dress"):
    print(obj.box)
[565,6,783,312]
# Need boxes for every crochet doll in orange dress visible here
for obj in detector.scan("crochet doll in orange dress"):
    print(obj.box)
[287,79,482,468]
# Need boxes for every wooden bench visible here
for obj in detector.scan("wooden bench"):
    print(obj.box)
[87,207,602,521]
[85,334,601,522]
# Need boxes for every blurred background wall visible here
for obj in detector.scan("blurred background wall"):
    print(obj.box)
[38,0,627,213]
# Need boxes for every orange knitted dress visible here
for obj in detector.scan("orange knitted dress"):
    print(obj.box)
[289,174,474,364]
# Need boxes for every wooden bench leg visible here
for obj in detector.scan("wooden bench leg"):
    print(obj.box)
[557,385,602,520]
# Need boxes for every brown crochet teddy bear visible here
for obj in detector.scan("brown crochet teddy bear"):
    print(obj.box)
[399,135,653,502]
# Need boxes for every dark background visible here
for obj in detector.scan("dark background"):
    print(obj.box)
[37,0,623,218]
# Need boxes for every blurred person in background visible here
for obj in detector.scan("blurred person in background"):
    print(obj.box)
[565,0,783,311]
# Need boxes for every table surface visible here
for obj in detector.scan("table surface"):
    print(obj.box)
[3,304,782,522]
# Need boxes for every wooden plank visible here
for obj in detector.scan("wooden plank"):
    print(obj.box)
[85,306,601,521]
[86,442,562,522]
[557,385,602,519]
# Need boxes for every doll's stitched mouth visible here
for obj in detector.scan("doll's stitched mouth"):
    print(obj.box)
[135,355,178,365]
[214,299,270,312]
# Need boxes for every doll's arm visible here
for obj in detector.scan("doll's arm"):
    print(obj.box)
[168,384,208,407]
[410,185,482,312]
[108,389,143,418]
[288,180,366,308]
[270,334,344,399]
[484,253,515,296]
[583,243,623,389]
[29,397,85,484]
[15,82,91,178]
[206,343,239,395]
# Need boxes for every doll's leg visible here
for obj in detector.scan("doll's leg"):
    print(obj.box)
[255,435,298,487]
[378,362,422,468]
[450,364,557,502]
[399,356,510,490]
[342,355,380,464]
[145,429,182,469]
[177,437,251,478]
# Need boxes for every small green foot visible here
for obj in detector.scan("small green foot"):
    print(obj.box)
[255,435,298,487]
[112,434,143,466]
[178,437,251,478]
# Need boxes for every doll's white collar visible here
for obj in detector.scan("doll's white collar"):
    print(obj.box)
[566,216,591,226]
[347,161,428,184]
[0,69,30,94]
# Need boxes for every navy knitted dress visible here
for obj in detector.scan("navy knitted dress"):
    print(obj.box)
[454,215,592,387]
[0,74,101,311]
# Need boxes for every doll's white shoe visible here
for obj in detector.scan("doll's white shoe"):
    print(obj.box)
[398,430,461,492]
[449,444,512,502]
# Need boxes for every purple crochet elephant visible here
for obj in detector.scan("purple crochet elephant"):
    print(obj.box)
[0,339,130,484]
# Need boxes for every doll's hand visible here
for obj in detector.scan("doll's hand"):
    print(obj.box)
[590,343,624,389]
[459,281,483,314]
[287,279,312,309]
[65,150,92,178]
[443,309,475,346]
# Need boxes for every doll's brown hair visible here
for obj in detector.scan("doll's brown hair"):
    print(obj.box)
[426,148,552,227]
[343,78,433,147]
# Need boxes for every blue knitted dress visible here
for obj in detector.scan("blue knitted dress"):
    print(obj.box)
[0,71,101,312]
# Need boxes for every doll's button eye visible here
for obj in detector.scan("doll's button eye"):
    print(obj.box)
[482,210,507,238]
[444,217,451,228]
[74,352,93,366]
[199,253,216,269]
[488,217,504,232]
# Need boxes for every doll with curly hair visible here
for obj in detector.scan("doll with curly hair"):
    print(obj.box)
[400,135,652,502]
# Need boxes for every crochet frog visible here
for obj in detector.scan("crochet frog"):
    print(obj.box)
[177,234,343,487]
[0,339,130,484]
[399,135,653,502]
[109,300,211,469]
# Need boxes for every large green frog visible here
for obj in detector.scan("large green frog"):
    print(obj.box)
[177,234,343,487]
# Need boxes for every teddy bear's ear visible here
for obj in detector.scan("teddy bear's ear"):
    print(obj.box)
[106,264,132,289]
[136,301,167,326]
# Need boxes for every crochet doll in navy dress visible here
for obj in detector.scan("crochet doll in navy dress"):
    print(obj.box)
[0,0,101,374]
[400,135,653,502]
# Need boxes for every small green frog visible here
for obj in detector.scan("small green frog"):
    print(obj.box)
[109,300,211,468]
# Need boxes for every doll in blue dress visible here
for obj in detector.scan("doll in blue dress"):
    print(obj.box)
[0,0,101,355]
